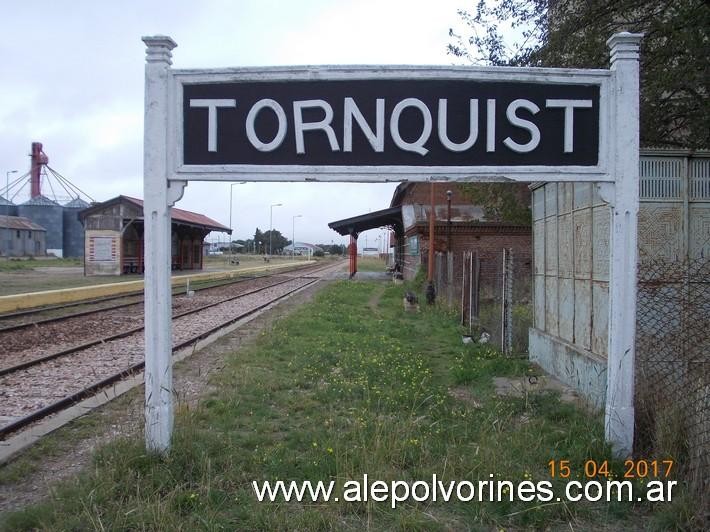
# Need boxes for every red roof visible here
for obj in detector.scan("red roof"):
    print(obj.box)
[79,196,230,233]
[123,197,230,232]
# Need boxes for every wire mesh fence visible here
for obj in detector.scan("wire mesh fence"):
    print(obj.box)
[635,248,709,514]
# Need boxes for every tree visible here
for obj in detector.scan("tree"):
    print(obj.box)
[448,0,710,149]
[253,228,265,254]
[263,229,289,254]
[460,183,531,225]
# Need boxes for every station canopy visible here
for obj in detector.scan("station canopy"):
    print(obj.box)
[328,206,402,238]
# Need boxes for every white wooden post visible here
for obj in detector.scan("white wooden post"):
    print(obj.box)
[142,36,178,454]
[605,32,643,457]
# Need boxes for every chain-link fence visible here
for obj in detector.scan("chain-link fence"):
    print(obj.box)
[635,249,709,515]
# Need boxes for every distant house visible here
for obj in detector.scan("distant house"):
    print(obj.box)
[0,215,47,257]
[79,196,230,275]
[283,242,322,255]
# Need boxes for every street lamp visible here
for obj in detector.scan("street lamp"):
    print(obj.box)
[292,214,302,260]
[269,203,282,256]
[5,170,17,217]
[228,182,246,253]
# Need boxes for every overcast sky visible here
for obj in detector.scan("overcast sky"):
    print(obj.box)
[1,0,471,248]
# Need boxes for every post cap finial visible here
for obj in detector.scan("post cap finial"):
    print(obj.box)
[142,35,177,64]
[607,32,643,64]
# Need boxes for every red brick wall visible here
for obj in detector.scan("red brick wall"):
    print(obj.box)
[404,225,532,301]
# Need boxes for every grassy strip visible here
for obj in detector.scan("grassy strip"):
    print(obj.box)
[0,258,82,272]
[0,280,689,530]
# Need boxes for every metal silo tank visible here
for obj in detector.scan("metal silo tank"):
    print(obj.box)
[0,196,17,217]
[63,198,89,257]
[18,195,64,257]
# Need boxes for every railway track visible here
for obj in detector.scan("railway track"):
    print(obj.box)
[0,262,318,331]
[0,260,344,442]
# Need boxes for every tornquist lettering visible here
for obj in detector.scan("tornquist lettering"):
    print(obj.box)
[182,79,600,166]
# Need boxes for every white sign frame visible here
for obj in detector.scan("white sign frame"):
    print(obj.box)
[142,33,643,459]
[170,66,612,183]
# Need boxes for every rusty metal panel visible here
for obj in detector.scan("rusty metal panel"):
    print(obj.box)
[592,282,609,358]
[534,274,546,330]
[689,204,710,259]
[545,217,558,276]
[574,182,592,210]
[592,206,610,281]
[533,187,546,220]
[638,204,684,262]
[545,275,558,337]
[559,182,573,214]
[545,183,558,217]
[534,220,545,274]
[558,213,573,278]
[558,277,574,342]
[574,208,592,278]
[574,279,592,350]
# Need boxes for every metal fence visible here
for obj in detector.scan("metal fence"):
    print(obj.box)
[435,248,532,355]
[635,246,709,513]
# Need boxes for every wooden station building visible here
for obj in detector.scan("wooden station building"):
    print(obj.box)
[79,196,230,275]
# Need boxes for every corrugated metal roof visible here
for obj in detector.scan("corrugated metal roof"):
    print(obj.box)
[0,215,46,231]
[121,197,230,232]
[21,195,60,206]
[78,196,230,233]
[64,197,90,208]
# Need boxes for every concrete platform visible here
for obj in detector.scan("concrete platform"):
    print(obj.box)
[0,261,316,314]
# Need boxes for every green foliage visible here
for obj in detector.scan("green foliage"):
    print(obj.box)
[448,0,710,149]
[458,183,531,225]
[252,227,289,254]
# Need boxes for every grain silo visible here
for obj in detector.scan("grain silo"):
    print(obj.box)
[63,197,90,257]
[18,195,64,256]
[0,196,16,217]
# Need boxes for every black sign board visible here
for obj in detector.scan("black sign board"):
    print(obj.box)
[183,79,599,167]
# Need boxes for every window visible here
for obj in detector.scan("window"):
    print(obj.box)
[16,230,20,238]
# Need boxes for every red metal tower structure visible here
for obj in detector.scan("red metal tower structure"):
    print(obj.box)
[30,142,49,198]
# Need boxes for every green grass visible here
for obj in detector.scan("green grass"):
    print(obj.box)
[355,256,388,272]
[0,257,82,272]
[0,280,689,530]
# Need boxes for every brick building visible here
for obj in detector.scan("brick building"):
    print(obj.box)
[391,182,532,299]
[329,182,532,300]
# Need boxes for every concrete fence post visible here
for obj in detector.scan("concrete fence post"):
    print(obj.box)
[142,35,177,454]
[605,32,643,458]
